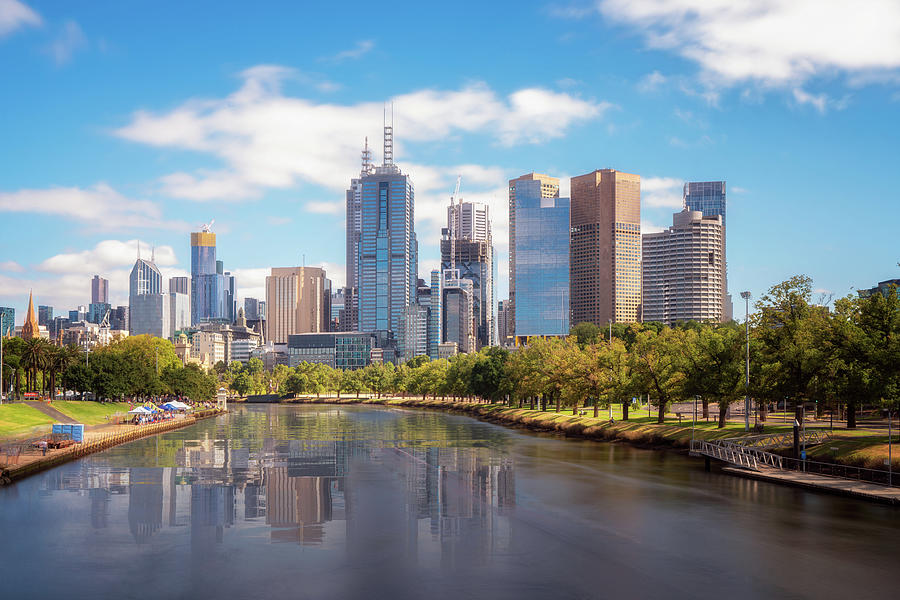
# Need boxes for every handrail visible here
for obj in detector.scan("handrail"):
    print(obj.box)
[690,438,783,471]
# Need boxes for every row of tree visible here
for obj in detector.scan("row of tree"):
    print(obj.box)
[237,276,898,429]
[1,335,218,402]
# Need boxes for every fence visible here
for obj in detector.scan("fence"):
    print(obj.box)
[780,455,900,488]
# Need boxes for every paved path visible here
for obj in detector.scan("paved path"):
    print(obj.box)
[722,466,900,505]
[24,401,77,424]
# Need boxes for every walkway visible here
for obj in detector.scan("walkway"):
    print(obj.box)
[24,401,77,424]
[722,466,900,505]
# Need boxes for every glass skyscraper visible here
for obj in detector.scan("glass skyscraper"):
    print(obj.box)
[683,181,726,226]
[511,178,570,340]
[191,229,228,324]
[129,256,170,338]
[354,126,417,336]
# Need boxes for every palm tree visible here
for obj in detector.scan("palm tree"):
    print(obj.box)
[47,346,75,401]
[21,338,49,394]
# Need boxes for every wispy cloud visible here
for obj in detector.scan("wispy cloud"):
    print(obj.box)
[0,261,25,273]
[642,176,684,208]
[322,40,374,63]
[44,20,86,65]
[637,70,667,93]
[0,0,41,37]
[305,201,342,215]
[546,3,596,19]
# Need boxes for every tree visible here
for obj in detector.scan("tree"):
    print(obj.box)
[470,347,511,403]
[570,322,600,348]
[21,337,50,393]
[630,328,686,423]
[681,324,745,427]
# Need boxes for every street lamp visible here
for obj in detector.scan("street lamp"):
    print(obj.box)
[740,291,752,432]
[608,319,612,344]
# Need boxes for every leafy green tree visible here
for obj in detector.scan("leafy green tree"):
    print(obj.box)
[681,323,746,427]
[570,322,600,348]
[470,347,511,402]
[630,327,686,423]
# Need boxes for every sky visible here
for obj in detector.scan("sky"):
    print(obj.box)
[2,0,900,324]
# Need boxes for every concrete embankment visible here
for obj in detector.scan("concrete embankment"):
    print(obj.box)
[0,409,224,485]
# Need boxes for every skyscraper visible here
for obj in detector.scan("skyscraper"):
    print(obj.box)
[0,307,14,337]
[570,169,642,325]
[129,255,170,338]
[443,279,475,354]
[683,181,730,319]
[509,174,570,341]
[91,275,109,304]
[642,209,726,324]
[509,173,560,340]
[244,297,261,321]
[37,305,53,327]
[355,124,417,335]
[265,266,329,344]
[427,270,442,359]
[169,276,189,295]
[441,201,494,349]
[497,300,511,347]
[191,226,227,325]
[343,140,371,332]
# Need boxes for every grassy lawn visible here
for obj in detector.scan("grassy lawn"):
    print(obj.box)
[52,401,132,425]
[0,403,56,438]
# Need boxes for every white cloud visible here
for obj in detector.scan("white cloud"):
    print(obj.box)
[36,239,178,275]
[642,176,684,208]
[0,0,41,37]
[0,182,188,231]
[232,267,269,303]
[323,40,375,62]
[641,219,667,234]
[44,20,86,65]
[0,261,24,272]
[599,0,900,87]
[546,3,597,19]
[637,70,667,92]
[114,67,609,202]
[305,200,342,215]
[792,88,828,113]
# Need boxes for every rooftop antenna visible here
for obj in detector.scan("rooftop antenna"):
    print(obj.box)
[449,175,461,276]
[151,245,156,263]
[383,103,393,166]
[137,240,141,260]
[361,136,372,176]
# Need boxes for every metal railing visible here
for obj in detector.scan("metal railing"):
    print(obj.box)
[690,439,784,471]
[780,456,900,488]
[726,429,832,450]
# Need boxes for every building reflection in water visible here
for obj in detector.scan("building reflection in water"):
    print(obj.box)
[37,412,516,564]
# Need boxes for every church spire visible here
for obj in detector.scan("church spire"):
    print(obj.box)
[22,290,39,340]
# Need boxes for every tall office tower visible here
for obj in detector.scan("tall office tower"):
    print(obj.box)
[344,140,373,332]
[441,201,494,349]
[265,266,328,344]
[427,270,442,359]
[169,276,190,295]
[398,301,429,362]
[191,226,227,325]
[0,306,14,337]
[683,181,730,319]
[329,289,346,331]
[443,279,475,354]
[91,275,109,304]
[509,174,569,342]
[244,297,260,321]
[37,305,53,327]
[170,291,190,334]
[355,124,417,334]
[497,300,510,347]
[570,169,642,326]
[110,305,129,331]
[509,173,560,340]
[223,269,236,323]
[129,255,170,338]
[642,209,726,325]
[87,302,110,324]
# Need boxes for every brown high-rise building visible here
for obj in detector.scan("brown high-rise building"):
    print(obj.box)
[265,267,329,344]
[508,173,560,339]
[570,169,641,325]
[91,275,109,304]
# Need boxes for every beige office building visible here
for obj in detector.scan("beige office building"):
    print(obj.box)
[642,209,726,324]
[570,169,641,325]
[508,172,560,339]
[265,267,328,344]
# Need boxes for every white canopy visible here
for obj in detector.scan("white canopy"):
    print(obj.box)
[128,406,152,415]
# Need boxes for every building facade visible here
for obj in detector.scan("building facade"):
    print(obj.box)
[169,276,190,295]
[497,300,511,347]
[510,175,570,341]
[191,331,226,367]
[191,229,228,325]
[352,127,417,335]
[0,307,15,337]
[683,181,730,319]
[443,279,476,354]
[440,201,494,349]
[129,257,170,338]
[37,305,53,327]
[570,169,642,326]
[170,292,190,335]
[508,173,560,340]
[287,332,376,370]
[265,266,328,344]
[642,209,726,325]
[91,275,109,304]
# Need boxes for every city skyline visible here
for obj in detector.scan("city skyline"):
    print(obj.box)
[2,2,900,322]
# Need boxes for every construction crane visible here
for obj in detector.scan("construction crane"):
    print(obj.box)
[98,308,111,346]
[449,175,461,277]
[200,219,215,233]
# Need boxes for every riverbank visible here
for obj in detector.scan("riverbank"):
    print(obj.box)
[0,408,224,485]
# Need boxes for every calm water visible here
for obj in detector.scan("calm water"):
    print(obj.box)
[1,404,897,599]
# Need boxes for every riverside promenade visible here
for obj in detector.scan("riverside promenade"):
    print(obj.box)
[0,408,224,485]
[723,466,900,505]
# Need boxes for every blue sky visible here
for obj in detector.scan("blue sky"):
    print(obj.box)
[2,0,899,324]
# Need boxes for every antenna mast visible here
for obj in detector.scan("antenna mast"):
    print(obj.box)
[361,137,372,176]
[383,104,393,166]
[449,175,461,276]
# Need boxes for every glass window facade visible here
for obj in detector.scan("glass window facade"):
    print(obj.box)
[513,181,570,337]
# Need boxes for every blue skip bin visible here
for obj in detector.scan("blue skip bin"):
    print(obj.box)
[52,423,85,443]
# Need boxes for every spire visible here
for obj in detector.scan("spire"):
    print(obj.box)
[383,103,393,166]
[361,137,372,176]
[22,289,39,340]
[137,240,141,260]
[151,245,156,264]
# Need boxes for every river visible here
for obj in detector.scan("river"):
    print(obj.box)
[1,404,897,599]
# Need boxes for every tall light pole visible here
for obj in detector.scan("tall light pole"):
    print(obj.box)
[741,291,752,432]
[608,319,612,343]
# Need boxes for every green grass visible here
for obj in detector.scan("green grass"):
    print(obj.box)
[0,404,56,438]
[52,401,132,425]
